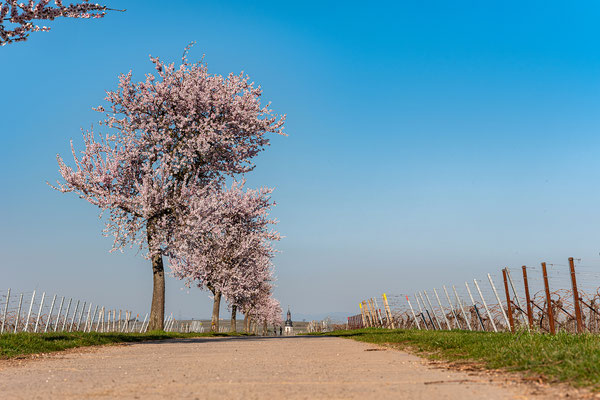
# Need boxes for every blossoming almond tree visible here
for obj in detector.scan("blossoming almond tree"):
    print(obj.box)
[0,0,122,46]
[52,47,285,330]
[170,181,280,332]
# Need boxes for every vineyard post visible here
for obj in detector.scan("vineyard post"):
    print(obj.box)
[502,269,515,332]
[541,262,556,335]
[140,313,148,333]
[1,288,10,334]
[113,309,116,331]
[90,305,98,332]
[473,279,497,332]
[365,300,375,327]
[54,297,64,332]
[414,294,429,330]
[69,300,80,332]
[61,298,72,331]
[44,294,57,333]
[84,303,93,332]
[423,291,442,330]
[465,282,485,330]
[453,285,472,330]
[359,303,367,327]
[372,297,384,326]
[506,268,529,329]
[14,293,23,333]
[488,273,510,330]
[569,257,584,333]
[94,307,101,332]
[443,285,460,329]
[382,293,395,328]
[118,309,122,331]
[405,295,421,329]
[364,299,376,327]
[433,288,451,330]
[34,292,46,333]
[77,302,86,331]
[418,292,436,329]
[522,266,534,330]
[24,290,36,332]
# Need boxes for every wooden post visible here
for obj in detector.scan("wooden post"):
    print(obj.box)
[359,303,367,328]
[365,299,375,327]
[502,269,515,332]
[363,301,373,327]
[373,297,384,327]
[522,266,534,330]
[569,257,584,333]
[541,262,556,335]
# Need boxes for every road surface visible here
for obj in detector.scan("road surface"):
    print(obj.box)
[0,336,572,399]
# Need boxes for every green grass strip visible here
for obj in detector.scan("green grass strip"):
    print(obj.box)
[319,328,600,390]
[0,331,252,359]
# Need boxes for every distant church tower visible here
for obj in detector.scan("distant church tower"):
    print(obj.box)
[284,307,294,335]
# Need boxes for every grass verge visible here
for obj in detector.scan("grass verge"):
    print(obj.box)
[319,328,600,390]
[0,331,251,359]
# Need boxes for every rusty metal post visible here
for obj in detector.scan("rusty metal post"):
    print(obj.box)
[502,269,515,332]
[506,268,528,329]
[522,266,534,330]
[569,257,584,333]
[541,262,556,334]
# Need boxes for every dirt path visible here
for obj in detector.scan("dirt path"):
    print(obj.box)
[0,336,576,399]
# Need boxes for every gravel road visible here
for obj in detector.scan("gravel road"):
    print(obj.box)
[0,336,567,399]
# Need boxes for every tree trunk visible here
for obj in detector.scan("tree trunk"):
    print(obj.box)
[230,305,237,333]
[243,313,249,333]
[210,288,221,332]
[147,221,165,331]
[263,321,267,336]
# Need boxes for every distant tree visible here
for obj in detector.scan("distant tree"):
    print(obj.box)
[52,46,285,330]
[0,0,123,46]
[170,181,280,333]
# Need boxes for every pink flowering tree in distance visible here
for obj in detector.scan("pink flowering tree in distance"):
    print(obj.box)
[52,46,285,330]
[247,292,282,335]
[170,180,280,332]
[0,0,124,46]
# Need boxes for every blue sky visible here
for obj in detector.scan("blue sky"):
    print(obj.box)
[1,1,600,319]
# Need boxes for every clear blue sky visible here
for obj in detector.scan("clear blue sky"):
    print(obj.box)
[1,1,600,320]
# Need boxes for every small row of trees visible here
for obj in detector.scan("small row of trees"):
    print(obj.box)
[2,2,285,330]
[51,45,286,331]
